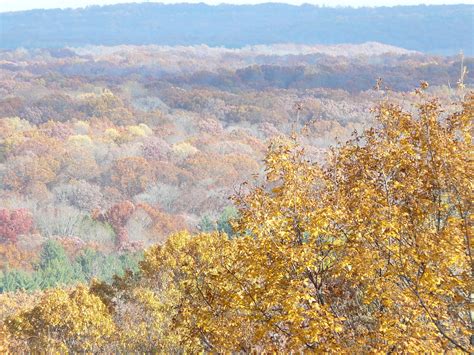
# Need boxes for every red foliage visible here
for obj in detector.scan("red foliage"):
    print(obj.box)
[0,208,34,243]
[93,201,136,249]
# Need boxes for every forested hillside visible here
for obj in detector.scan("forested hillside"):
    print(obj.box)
[1,88,472,352]
[0,38,472,352]
[0,45,472,293]
[1,4,473,55]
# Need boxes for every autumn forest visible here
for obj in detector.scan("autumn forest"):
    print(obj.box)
[0,2,473,352]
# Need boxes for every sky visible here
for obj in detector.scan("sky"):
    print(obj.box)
[0,0,472,12]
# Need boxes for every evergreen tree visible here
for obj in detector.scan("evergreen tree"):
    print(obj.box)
[36,239,80,288]
[197,215,216,232]
[0,269,40,292]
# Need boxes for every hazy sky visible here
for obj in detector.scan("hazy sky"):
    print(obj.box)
[0,0,472,13]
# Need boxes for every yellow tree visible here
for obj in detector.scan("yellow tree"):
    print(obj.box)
[138,140,347,351]
[6,285,115,352]
[323,94,473,352]
[140,231,238,351]
[139,92,472,352]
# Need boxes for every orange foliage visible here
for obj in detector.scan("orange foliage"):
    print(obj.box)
[137,203,188,241]
[110,157,155,196]
[0,244,36,271]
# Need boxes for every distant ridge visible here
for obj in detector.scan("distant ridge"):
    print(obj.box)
[72,42,418,58]
[0,3,472,55]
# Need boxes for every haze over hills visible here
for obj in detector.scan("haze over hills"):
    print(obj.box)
[0,3,472,55]
[1,0,474,352]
